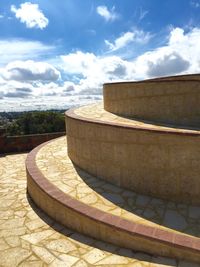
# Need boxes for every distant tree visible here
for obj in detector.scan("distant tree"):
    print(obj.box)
[6,111,65,136]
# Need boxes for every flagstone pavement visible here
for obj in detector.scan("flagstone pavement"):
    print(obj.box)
[0,151,199,266]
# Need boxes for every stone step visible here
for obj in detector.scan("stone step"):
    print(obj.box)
[1,153,181,267]
[103,73,200,127]
[26,137,200,263]
[65,103,200,204]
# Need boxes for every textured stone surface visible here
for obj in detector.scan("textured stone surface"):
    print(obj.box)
[0,151,191,266]
[103,75,200,127]
[37,137,200,238]
[65,103,200,204]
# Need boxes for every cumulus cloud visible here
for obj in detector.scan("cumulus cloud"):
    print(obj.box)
[1,26,200,109]
[132,27,200,79]
[147,52,190,77]
[96,5,119,22]
[61,52,130,78]
[61,51,96,76]
[59,27,200,95]
[61,81,76,95]
[2,60,60,81]
[11,2,49,29]
[0,79,34,98]
[105,30,151,51]
[60,51,135,95]
[4,88,32,98]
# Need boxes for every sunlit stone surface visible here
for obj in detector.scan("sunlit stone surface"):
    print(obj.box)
[1,151,195,266]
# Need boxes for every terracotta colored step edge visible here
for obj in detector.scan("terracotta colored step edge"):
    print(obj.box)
[26,138,200,263]
[65,107,200,136]
[103,73,200,85]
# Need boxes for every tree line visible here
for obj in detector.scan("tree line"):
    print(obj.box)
[1,111,66,136]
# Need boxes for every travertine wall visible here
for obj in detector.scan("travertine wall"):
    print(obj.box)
[104,75,200,127]
[66,116,200,205]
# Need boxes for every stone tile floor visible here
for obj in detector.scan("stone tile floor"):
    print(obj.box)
[37,137,200,238]
[74,103,200,133]
[0,154,198,267]
[1,152,197,266]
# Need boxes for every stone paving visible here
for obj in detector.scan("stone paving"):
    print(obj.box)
[37,137,200,238]
[74,103,200,133]
[1,152,197,266]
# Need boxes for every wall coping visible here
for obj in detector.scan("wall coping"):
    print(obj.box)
[65,107,200,137]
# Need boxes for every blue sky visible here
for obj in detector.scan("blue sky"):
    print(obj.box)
[0,0,200,111]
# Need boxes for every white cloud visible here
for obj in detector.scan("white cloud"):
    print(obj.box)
[0,79,34,98]
[105,30,152,51]
[61,51,96,76]
[105,32,134,51]
[60,27,200,93]
[132,27,200,79]
[1,60,60,81]
[96,5,119,22]
[147,52,190,77]
[169,28,186,44]
[60,51,134,95]
[11,2,49,29]
[0,39,54,66]
[139,8,148,21]
[1,26,200,111]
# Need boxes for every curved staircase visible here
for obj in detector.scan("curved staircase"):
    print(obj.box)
[26,74,200,265]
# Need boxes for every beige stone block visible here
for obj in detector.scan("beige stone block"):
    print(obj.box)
[32,245,55,264]
[25,219,45,231]
[5,236,21,248]
[0,227,26,238]
[19,261,43,267]
[0,247,31,267]
[0,237,10,251]
[21,230,54,245]
[73,260,88,267]
[82,248,107,264]
[49,254,79,267]
[46,239,76,253]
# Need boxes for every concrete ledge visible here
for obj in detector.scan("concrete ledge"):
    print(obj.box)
[65,105,200,205]
[103,74,200,127]
[26,138,200,263]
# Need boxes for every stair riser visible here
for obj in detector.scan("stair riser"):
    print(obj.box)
[26,149,200,263]
[104,80,200,128]
[66,116,200,204]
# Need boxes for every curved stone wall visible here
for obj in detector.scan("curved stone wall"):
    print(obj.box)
[103,74,200,128]
[26,138,200,263]
[65,108,200,205]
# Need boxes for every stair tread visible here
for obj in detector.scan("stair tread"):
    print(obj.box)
[68,103,200,134]
[1,153,182,267]
[36,137,200,239]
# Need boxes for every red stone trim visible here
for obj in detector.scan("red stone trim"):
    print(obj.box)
[26,138,200,258]
[65,108,200,137]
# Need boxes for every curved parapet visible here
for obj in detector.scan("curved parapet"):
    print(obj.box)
[26,137,200,263]
[103,74,200,128]
[65,103,200,205]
